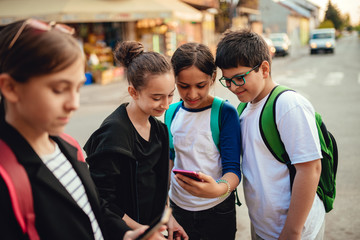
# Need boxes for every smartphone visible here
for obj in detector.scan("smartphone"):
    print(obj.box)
[135,207,172,240]
[172,169,202,181]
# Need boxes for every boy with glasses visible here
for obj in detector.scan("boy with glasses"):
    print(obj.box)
[215,29,325,240]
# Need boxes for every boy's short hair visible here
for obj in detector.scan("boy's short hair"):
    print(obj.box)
[215,29,271,71]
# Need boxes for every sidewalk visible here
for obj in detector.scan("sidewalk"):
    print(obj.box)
[80,78,130,106]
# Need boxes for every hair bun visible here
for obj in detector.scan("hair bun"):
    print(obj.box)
[114,41,144,68]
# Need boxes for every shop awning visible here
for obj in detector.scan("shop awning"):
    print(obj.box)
[0,0,203,25]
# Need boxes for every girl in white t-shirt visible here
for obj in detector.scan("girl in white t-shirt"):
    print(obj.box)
[167,42,241,240]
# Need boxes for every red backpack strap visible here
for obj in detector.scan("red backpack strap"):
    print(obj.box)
[0,139,40,240]
[59,133,85,162]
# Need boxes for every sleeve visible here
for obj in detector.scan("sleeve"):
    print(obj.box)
[276,92,322,164]
[87,152,131,218]
[84,119,136,219]
[219,101,242,181]
[99,197,132,240]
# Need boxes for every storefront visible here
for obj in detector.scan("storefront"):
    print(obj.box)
[0,0,205,85]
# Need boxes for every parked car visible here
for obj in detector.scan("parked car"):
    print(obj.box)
[309,28,336,54]
[269,33,291,57]
[263,37,276,58]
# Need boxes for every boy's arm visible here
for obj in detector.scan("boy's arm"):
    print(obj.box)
[279,159,321,240]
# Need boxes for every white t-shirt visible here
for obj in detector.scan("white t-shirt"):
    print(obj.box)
[169,106,226,211]
[241,90,325,240]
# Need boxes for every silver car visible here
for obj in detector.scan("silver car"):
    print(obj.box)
[269,33,291,57]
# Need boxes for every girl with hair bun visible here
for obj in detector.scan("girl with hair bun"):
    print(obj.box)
[0,19,154,240]
[84,41,188,240]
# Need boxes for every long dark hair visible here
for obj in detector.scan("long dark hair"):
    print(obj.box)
[0,19,82,123]
[114,41,173,91]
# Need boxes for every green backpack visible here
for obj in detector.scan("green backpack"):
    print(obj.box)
[237,85,338,213]
[165,96,241,206]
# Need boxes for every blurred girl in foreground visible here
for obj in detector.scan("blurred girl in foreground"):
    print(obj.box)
[0,19,163,240]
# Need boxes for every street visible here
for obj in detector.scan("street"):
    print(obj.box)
[66,32,360,239]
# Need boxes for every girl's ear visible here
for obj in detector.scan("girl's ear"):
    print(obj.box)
[0,74,20,103]
[128,85,139,100]
[211,71,217,85]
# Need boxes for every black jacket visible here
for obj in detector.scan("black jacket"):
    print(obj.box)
[84,104,169,224]
[0,121,131,240]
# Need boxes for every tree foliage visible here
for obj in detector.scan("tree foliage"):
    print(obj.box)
[215,0,239,33]
[324,0,343,30]
[318,20,335,29]
[215,1,232,33]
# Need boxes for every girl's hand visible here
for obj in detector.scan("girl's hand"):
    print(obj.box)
[123,225,167,240]
[174,172,226,198]
[167,213,189,240]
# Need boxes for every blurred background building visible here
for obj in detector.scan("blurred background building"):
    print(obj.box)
[0,0,322,85]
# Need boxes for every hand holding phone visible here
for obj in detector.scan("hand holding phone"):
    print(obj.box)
[173,169,202,182]
[134,208,172,240]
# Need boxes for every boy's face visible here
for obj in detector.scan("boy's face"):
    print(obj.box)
[220,62,271,104]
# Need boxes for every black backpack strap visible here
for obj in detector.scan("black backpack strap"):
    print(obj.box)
[234,188,242,207]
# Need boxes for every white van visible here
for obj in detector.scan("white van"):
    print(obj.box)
[309,28,336,54]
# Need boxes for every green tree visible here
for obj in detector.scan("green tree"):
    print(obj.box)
[215,0,232,33]
[324,0,344,30]
[318,20,335,29]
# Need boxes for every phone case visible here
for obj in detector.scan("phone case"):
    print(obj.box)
[172,169,202,181]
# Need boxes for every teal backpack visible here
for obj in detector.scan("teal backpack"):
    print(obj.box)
[165,96,241,206]
[165,96,225,155]
[237,85,338,213]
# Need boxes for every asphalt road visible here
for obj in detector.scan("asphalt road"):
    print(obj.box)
[66,32,360,239]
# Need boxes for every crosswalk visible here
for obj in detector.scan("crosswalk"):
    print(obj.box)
[323,72,344,86]
[275,71,360,87]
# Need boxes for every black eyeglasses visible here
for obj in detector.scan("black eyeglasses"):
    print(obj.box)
[9,18,75,49]
[219,64,260,88]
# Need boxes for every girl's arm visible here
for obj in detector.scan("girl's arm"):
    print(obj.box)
[123,214,144,229]
[168,159,174,191]
[173,102,241,198]
[123,225,167,240]
[174,171,238,198]
[218,102,242,183]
